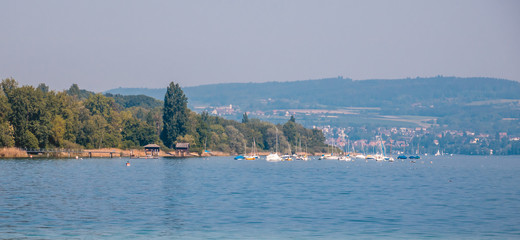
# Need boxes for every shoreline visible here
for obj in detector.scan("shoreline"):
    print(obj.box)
[0,147,235,159]
[0,147,328,159]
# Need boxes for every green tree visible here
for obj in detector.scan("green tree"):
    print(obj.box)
[160,82,188,148]
[0,122,15,147]
[225,125,245,154]
[67,84,81,98]
[84,115,108,149]
[0,88,15,147]
[122,118,158,147]
[37,83,49,93]
[84,94,115,118]
[0,90,11,121]
[20,130,39,149]
[283,119,298,146]
[51,115,66,147]
[1,78,18,99]
[8,86,45,148]
[242,112,249,123]
[197,111,210,148]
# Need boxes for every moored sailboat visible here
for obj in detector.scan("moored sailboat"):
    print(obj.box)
[244,138,259,160]
[266,128,282,162]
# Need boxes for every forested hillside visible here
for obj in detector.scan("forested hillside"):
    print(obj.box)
[107,76,520,110]
[0,78,328,155]
[106,76,520,135]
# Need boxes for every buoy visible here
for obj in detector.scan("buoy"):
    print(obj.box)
[126,161,130,166]
[76,156,78,159]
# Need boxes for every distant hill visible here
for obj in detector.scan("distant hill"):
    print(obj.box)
[105,77,520,134]
[104,93,162,109]
[105,87,166,101]
[106,76,520,112]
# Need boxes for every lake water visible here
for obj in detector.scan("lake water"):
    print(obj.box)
[1,155,519,239]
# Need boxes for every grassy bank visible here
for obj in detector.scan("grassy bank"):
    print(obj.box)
[0,148,29,158]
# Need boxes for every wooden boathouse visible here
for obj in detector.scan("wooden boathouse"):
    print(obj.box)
[175,143,189,157]
[144,144,160,157]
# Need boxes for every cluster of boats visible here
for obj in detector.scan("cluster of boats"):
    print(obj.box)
[233,134,422,163]
[234,153,424,162]
[397,155,421,159]
[318,153,396,162]
[234,153,309,162]
[235,129,310,162]
[317,136,401,162]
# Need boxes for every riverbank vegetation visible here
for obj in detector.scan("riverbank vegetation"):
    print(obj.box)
[0,78,328,156]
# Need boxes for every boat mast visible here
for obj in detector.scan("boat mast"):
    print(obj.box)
[275,127,279,154]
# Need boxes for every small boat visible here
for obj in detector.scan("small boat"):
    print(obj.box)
[319,154,339,160]
[355,154,366,159]
[339,156,352,161]
[243,138,259,160]
[295,138,310,161]
[409,156,421,159]
[234,155,245,160]
[397,155,407,159]
[266,153,282,162]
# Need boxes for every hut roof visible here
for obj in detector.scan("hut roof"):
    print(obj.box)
[144,144,161,149]
[175,143,189,149]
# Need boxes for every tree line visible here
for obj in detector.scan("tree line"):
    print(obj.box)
[0,78,328,154]
[159,82,328,154]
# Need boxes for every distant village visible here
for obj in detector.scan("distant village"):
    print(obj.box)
[195,103,520,155]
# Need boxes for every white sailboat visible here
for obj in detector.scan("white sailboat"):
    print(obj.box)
[354,141,366,159]
[374,136,385,161]
[320,143,340,160]
[266,128,282,162]
[435,149,441,156]
[266,153,282,162]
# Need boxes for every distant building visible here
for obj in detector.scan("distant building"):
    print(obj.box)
[144,144,160,157]
[175,143,190,156]
[395,141,406,148]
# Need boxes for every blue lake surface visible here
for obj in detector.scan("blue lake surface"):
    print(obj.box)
[1,155,520,239]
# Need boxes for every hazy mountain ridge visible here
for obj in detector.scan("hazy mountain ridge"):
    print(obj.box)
[106,76,520,111]
[105,76,520,138]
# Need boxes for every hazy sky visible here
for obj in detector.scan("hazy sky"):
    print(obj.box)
[1,0,519,92]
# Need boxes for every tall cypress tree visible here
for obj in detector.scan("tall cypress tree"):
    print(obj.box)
[160,82,188,148]
[242,112,249,123]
